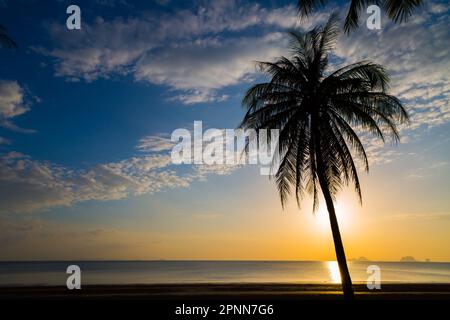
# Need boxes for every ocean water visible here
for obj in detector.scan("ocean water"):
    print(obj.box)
[0,261,450,287]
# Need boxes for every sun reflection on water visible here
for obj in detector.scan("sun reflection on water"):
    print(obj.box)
[327,261,341,284]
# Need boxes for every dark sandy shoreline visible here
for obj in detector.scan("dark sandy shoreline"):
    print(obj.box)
[1,283,450,300]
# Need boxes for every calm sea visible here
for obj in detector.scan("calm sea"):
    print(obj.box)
[1,261,450,287]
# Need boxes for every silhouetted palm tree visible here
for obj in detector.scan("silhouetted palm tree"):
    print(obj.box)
[240,13,408,299]
[297,0,423,33]
[0,24,17,48]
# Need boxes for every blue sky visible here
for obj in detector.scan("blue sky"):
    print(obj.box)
[0,0,449,261]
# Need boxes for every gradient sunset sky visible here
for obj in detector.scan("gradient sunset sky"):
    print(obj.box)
[0,0,449,261]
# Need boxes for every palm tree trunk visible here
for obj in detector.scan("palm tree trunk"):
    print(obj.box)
[317,171,354,299]
[312,128,355,299]
[311,113,354,299]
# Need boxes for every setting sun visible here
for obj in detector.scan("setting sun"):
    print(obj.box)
[314,199,352,234]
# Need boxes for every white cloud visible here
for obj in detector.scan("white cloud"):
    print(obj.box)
[0,80,37,133]
[429,3,448,14]
[0,122,260,213]
[0,80,28,118]
[38,0,328,103]
[330,2,450,165]
[134,33,286,101]
[137,134,175,152]
[0,143,242,214]
[404,160,449,180]
[12,0,450,209]
[334,4,449,132]
[36,16,156,82]
[0,152,192,213]
[170,90,229,105]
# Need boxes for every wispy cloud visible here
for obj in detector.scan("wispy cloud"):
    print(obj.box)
[5,0,448,214]
[0,137,10,145]
[386,212,450,222]
[137,134,175,152]
[0,135,242,214]
[331,1,450,165]
[0,151,192,213]
[335,2,449,128]
[35,1,450,165]
[139,130,242,177]
[0,80,37,133]
[405,160,449,179]
[134,33,286,103]
[37,0,329,103]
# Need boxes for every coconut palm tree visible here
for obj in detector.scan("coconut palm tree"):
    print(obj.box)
[240,13,408,299]
[297,0,423,33]
[0,24,17,48]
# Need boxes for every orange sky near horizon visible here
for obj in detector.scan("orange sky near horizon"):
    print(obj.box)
[2,159,449,262]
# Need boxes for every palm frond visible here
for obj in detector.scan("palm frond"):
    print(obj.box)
[297,0,423,33]
[241,14,409,211]
[383,0,423,23]
[297,0,329,17]
[343,0,375,33]
[0,24,17,49]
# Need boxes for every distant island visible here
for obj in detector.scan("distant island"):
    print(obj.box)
[400,256,417,262]
[351,257,370,262]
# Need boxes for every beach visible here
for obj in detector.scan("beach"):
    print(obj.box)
[2,260,450,301]
[1,283,450,300]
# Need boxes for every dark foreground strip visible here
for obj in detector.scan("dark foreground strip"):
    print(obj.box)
[1,285,449,319]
